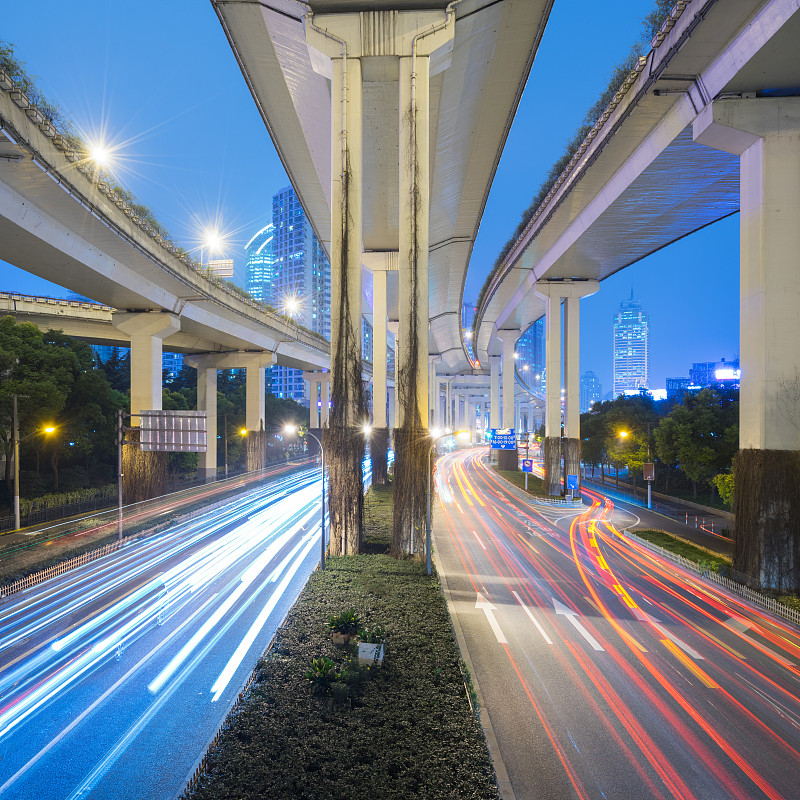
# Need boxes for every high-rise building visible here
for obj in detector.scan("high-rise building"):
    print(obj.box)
[362,318,373,365]
[516,317,545,392]
[267,186,332,401]
[613,293,650,396]
[244,222,274,302]
[690,356,740,387]
[580,370,602,413]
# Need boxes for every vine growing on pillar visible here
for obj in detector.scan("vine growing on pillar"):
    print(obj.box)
[324,144,367,556]
[392,98,428,558]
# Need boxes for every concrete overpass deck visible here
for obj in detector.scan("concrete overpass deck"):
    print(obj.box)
[213,0,553,374]
[474,0,800,361]
[0,85,330,372]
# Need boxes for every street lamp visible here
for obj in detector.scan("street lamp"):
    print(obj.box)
[12,394,56,530]
[285,424,326,570]
[426,429,470,575]
[222,413,247,479]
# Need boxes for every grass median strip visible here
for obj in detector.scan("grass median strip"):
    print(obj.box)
[632,529,732,572]
[183,485,500,800]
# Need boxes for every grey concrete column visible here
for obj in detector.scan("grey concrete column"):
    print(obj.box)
[320,374,331,427]
[187,357,218,481]
[695,97,800,589]
[372,267,388,428]
[303,372,322,428]
[489,356,501,431]
[498,330,520,470]
[397,52,430,429]
[535,285,563,495]
[114,312,180,424]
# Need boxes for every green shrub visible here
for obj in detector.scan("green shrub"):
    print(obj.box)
[328,608,360,636]
[305,657,339,697]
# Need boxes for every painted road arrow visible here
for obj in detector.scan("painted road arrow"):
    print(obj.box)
[552,597,604,651]
[725,616,795,667]
[476,592,508,644]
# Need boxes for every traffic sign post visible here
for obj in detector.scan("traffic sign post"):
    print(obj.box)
[489,428,516,450]
[567,473,579,500]
[522,458,533,491]
[643,462,654,509]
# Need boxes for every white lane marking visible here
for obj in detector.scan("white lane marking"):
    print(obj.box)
[471,530,487,550]
[632,608,703,660]
[475,592,508,644]
[552,597,604,651]
[725,616,795,667]
[512,590,553,645]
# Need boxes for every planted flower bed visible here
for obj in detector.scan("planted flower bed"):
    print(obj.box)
[183,553,500,799]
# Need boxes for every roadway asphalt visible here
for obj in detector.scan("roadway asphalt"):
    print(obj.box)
[0,462,346,799]
[432,448,800,800]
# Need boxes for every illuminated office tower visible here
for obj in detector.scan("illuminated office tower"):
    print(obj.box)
[269,186,332,401]
[244,222,274,302]
[613,292,650,396]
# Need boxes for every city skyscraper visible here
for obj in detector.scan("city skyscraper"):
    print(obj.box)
[244,222,274,302]
[580,370,601,413]
[516,317,545,392]
[267,185,332,401]
[613,292,650,396]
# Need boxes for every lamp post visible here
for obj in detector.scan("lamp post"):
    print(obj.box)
[223,415,247,479]
[11,394,56,531]
[285,425,326,570]
[426,429,470,575]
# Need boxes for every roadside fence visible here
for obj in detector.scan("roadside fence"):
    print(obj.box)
[621,529,800,628]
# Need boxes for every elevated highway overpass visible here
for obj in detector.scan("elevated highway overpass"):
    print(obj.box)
[213,0,554,549]
[473,0,800,588]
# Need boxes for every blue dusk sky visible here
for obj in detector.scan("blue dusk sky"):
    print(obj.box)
[1,0,739,396]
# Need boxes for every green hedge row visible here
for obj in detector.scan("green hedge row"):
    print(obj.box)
[18,484,116,516]
[183,554,500,800]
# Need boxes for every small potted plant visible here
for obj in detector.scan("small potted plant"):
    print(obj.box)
[357,624,386,667]
[329,608,360,645]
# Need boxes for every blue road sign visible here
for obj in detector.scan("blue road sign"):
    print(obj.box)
[567,474,579,496]
[489,429,516,450]
[522,459,533,473]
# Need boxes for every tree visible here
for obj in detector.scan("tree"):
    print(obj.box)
[0,318,74,490]
[654,388,738,501]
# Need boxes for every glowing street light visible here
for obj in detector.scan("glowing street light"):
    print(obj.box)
[427,429,471,575]
[284,297,300,317]
[12,396,56,531]
[88,141,112,169]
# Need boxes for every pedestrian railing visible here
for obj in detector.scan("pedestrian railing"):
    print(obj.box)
[621,529,800,628]
[0,540,121,598]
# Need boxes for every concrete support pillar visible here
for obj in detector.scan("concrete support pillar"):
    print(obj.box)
[428,355,440,428]
[535,281,598,494]
[537,287,563,495]
[307,16,367,554]
[490,356,501,431]
[695,97,800,590]
[113,312,180,423]
[388,321,399,430]
[372,268,388,428]
[397,53,430,430]
[303,372,322,429]
[564,295,582,488]
[320,374,331,428]
[191,359,218,481]
[498,330,520,470]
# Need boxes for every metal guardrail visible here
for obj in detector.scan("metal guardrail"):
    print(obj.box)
[621,529,800,629]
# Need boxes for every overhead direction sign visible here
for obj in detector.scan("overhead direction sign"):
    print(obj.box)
[139,410,207,452]
[489,428,516,450]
